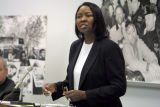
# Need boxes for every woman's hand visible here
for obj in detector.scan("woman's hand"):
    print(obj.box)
[64,90,86,102]
[42,83,57,96]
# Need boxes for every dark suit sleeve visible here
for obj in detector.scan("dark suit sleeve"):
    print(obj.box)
[85,43,126,105]
[51,78,68,100]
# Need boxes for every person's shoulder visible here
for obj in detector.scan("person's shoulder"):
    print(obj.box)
[70,39,81,48]
[69,39,82,52]
[6,78,16,86]
[71,39,81,45]
[99,38,124,59]
[2,78,16,92]
[99,38,118,48]
[98,38,121,52]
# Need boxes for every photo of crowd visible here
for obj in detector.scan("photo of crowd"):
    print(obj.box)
[0,16,47,95]
[101,0,160,83]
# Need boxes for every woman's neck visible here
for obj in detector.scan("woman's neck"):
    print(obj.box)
[84,33,95,44]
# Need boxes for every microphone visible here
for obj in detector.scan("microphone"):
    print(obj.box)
[14,66,33,89]
[1,66,33,102]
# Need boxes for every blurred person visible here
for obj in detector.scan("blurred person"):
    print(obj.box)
[8,51,15,62]
[29,47,39,59]
[149,0,158,14]
[131,0,146,38]
[107,4,116,30]
[0,57,20,101]
[7,64,18,83]
[123,21,160,82]
[39,49,46,60]
[119,0,129,18]
[102,3,116,32]
[32,67,44,81]
[101,1,116,31]
[101,0,110,23]
[20,51,30,66]
[110,5,125,48]
[43,2,126,107]
[142,7,160,64]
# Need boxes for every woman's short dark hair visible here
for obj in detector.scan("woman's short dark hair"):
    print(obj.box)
[75,2,109,41]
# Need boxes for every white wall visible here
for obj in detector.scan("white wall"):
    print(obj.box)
[0,0,160,107]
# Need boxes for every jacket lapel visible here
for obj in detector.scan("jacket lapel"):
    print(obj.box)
[68,41,83,90]
[78,41,99,89]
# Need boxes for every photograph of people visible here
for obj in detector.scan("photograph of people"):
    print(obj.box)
[19,51,30,66]
[39,49,46,60]
[101,2,116,32]
[101,0,160,84]
[32,67,44,87]
[7,51,15,62]
[7,63,18,83]
[43,2,126,107]
[28,47,39,59]
[123,20,160,83]
[17,67,32,95]
[109,5,125,47]
[142,7,160,64]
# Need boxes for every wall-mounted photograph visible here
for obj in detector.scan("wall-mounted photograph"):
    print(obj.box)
[101,0,160,87]
[0,15,47,94]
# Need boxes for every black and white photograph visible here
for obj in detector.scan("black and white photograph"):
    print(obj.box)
[17,67,33,95]
[101,0,160,84]
[0,16,47,95]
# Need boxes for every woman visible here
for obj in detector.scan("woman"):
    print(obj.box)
[123,20,160,83]
[42,2,126,107]
[19,51,30,66]
[101,2,116,31]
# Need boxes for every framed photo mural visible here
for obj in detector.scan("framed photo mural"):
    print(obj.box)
[0,16,47,94]
[101,0,160,88]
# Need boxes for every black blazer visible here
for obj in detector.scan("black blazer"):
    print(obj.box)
[52,38,126,107]
[0,78,20,101]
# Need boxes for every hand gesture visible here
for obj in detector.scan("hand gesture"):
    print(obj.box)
[64,90,86,102]
[42,83,57,96]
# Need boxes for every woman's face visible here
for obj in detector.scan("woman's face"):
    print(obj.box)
[8,66,17,78]
[21,53,26,60]
[76,6,94,34]
[115,7,124,25]
[108,5,114,17]
[8,53,14,61]
[126,24,138,44]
